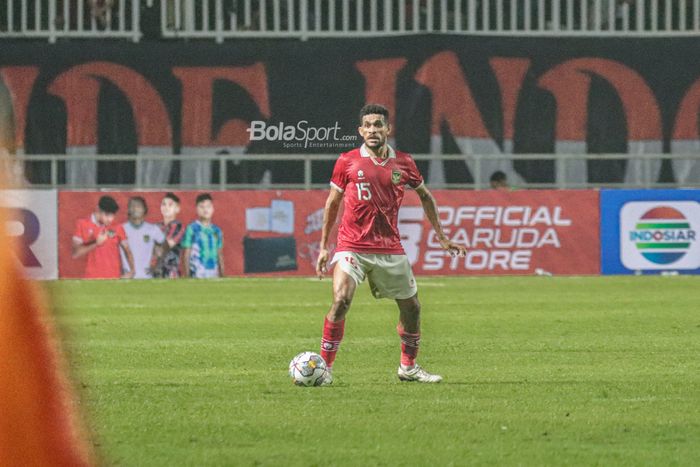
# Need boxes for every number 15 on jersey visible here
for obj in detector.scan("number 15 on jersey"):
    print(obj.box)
[357,182,372,201]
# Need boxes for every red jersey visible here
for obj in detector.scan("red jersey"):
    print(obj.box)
[330,144,424,254]
[73,215,127,279]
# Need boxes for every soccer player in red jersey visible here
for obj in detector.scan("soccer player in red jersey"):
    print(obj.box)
[316,104,466,384]
[72,195,135,279]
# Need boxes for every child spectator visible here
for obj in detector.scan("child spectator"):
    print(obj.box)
[122,196,164,279]
[182,193,224,278]
[153,192,185,278]
[72,195,134,279]
[489,170,511,191]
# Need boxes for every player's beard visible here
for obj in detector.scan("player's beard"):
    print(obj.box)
[364,134,385,150]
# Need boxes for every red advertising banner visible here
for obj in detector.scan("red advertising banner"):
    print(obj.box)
[58,191,332,279]
[58,190,599,278]
[406,190,600,275]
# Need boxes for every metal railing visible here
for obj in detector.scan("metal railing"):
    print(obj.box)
[2,0,699,42]
[1,0,144,42]
[162,0,700,42]
[6,152,700,190]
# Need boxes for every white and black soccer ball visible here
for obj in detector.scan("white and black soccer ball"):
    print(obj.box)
[288,351,327,387]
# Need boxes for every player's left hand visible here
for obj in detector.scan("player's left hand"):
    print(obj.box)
[439,238,467,257]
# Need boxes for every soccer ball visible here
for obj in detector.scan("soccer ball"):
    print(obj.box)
[288,351,328,387]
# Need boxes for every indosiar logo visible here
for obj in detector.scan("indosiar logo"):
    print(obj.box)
[620,201,700,270]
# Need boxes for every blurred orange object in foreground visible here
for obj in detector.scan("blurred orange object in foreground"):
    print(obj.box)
[0,196,93,466]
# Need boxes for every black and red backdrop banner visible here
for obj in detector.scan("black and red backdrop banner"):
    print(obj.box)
[0,37,699,186]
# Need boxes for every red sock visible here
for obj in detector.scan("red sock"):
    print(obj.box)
[320,318,345,368]
[397,324,420,367]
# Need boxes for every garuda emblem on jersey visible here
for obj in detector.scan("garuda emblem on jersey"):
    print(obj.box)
[391,169,402,185]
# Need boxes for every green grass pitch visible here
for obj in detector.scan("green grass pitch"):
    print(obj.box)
[51,276,700,466]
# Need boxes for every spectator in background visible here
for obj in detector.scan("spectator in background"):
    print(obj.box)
[72,195,134,279]
[121,196,165,279]
[89,0,115,29]
[182,193,224,278]
[489,170,510,191]
[153,192,185,278]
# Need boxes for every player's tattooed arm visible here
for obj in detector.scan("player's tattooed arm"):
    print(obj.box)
[316,188,344,279]
[415,184,466,257]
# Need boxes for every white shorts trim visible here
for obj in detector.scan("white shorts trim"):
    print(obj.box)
[331,251,417,300]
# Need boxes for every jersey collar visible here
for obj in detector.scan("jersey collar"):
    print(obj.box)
[91,213,104,227]
[360,143,396,166]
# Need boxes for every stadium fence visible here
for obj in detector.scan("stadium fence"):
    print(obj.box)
[6,152,700,190]
[161,0,700,42]
[1,0,699,42]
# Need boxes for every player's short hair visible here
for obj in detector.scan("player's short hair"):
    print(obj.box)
[128,196,148,214]
[98,195,119,214]
[196,193,213,205]
[490,171,507,183]
[359,104,389,124]
[163,192,180,204]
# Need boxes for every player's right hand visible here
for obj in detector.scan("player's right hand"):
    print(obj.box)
[96,231,109,246]
[316,248,330,279]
